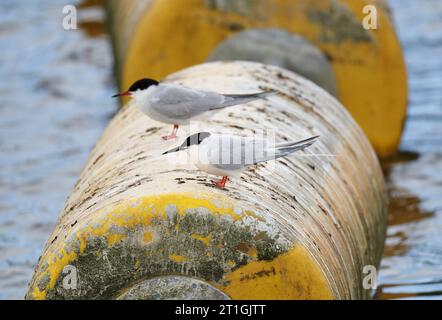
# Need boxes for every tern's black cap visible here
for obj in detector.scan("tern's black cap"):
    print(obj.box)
[128,78,159,92]
[162,132,211,155]
[183,132,211,147]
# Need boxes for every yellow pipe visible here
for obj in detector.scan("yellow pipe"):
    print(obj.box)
[105,0,407,157]
[26,62,387,299]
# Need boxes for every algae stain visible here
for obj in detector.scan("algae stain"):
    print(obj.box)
[28,193,287,299]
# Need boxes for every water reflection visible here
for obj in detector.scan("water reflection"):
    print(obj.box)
[377,153,442,300]
[382,152,433,232]
[78,0,106,38]
[372,0,442,300]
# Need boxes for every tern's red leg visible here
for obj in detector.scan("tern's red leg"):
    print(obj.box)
[162,124,179,140]
[211,176,228,189]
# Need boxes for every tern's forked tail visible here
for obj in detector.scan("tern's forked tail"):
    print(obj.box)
[275,135,320,158]
[213,90,277,110]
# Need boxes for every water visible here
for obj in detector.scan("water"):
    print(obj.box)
[0,0,117,299]
[0,0,440,299]
[376,0,442,300]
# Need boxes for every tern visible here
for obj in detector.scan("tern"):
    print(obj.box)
[113,78,276,140]
[163,132,319,188]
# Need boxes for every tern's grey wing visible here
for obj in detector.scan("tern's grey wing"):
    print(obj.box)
[271,136,319,161]
[206,135,319,171]
[150,84,225,119]
[206,135,274,171]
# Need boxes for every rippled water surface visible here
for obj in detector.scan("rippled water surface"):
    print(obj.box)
[376,0,442,300]
[0,0,441,299]
[0,0,117,299]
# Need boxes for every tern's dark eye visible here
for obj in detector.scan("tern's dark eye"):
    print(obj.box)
[128,78,159,92]
[182,132,211,148]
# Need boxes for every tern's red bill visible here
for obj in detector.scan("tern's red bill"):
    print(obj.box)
[112,91,131,98]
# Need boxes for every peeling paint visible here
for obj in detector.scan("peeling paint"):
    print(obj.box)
[307,4,373,43]
[27,193,296,299]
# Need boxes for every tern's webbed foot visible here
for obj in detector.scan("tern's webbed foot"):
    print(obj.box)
[211,176,228,189]
[211,180,225,189]
[162,125,179,140]
[162,134,177,140]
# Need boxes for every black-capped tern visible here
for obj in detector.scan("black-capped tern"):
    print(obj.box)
[163,132,319,188]
[113,78,276,140]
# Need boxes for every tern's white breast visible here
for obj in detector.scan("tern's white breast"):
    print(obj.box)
[193,136,245,178]
[133,86,187,125]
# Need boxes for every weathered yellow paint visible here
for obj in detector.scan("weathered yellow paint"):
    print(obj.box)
[46,247,78,289]
[143,231,153,243]
[218,245,333,300]
[248,247,258,259]
[115,0,407,157]
[169,254,189,263]
[32,287,46,300]
[191,233,212,245]
[227,260,236,268]
[31,244,81,299]
[134,258,141,270]
[107,233,126,246]
[28,193,254,299]
[29,192,333,300]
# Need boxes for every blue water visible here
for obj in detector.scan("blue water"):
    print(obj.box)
[0,0,117,299]
[377,0,442,300]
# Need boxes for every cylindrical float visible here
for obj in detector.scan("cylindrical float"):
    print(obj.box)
[206,28,339,97]
[104,0,407,157]
[26,62,387,300]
